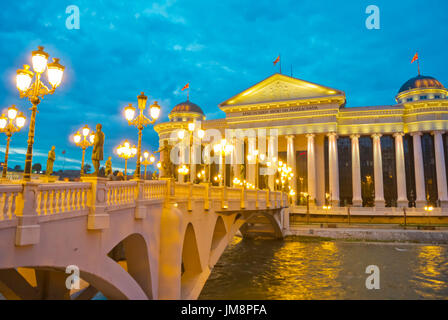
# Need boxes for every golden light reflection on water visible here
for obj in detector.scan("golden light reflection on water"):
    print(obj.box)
[200,238,448,300]
[412,246,448,298]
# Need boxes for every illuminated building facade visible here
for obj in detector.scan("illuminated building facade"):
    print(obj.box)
[155,73,448,208]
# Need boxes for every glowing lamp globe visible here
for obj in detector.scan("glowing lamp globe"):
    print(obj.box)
[31,46,49,74]
[124,103,136,121]
[137,92,147,109]
[82,125,90,137]
[16,113,26,128]
[73,132,82,144]
[7,105,18,120]
[16,65,33,92]
[0,115,7,130]
[47,58,65,88]
[149,101,160,120]
[89,134,95,144]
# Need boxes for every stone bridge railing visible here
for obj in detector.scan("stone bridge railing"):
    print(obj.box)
[0,178,288,246]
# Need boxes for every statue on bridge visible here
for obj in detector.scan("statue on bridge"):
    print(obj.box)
[46,146,56,176]
[105,156,112,177]
[240,164,245,181]
[154,140,173,178]
[92,124,105,176]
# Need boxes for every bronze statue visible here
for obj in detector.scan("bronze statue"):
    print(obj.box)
[46,146,56,176]
[240,164,245,181]
[105,156,112,176]
[92,124,105,176]
[152,171,158,180]
[154,140,173,178]
[264,174,269,190]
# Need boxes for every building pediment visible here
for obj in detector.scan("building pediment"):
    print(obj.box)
[219,73,345,109]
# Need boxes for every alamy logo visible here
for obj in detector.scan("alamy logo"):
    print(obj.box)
[65,265,80,290]
[365,5,380,30]
[66,5,80,30]
[365,265,380,289]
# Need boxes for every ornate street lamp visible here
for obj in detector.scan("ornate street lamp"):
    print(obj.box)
[0,105,27,179]
[116,140,137,180]
[73,125,95,175]
[123,92,160,179]
[140,150,155,180]
[16,46,64,181]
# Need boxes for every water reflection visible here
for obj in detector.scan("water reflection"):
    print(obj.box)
[200,237,448,300]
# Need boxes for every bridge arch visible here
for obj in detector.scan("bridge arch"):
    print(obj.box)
[180,223,202,299]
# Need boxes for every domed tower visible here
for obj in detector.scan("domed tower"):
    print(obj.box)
[396,75,447,104]
[168,100,205,122]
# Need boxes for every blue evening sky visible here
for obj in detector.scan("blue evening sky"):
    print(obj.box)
[0,0,447,171]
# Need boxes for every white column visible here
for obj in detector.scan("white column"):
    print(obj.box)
[412,132,426,207]
[232,138,240,181]
[268,135,277,191]
[327,133,340,206]
[433,131,448,207]
[179,140,185,183]
[372,133,385,207]
[286,135,297,204]
[248,137,256,185]
[394,132,408,207]
[306,134,316,203]
[350,134,362,207]
[190,134,196,183]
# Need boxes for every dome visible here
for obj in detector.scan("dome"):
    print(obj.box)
[398,75,444,94]
[169,100,204,115]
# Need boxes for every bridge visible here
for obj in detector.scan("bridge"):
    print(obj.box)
[0,177,289,300]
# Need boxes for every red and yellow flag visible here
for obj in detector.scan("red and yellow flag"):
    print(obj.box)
[273,55,280,65]
[181,83,189,91]
[411,52,419,64]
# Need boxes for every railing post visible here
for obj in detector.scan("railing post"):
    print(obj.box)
[222,186,228,209]
[202,182,210,211]
[135,180,146,219]
[266,189,271,208]
[241,187,246,209]
[188,183,193,211]
[15,182,40,246]
[81,177,109,230]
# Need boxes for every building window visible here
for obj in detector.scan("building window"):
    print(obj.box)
[420,95,427,100]
[421,133,438,206]
[338,137,352,206]
[359,136,374,207]
[381,135,397,207]
[407,98,413,102]
[434,95,440,99]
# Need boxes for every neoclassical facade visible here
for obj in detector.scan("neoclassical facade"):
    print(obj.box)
[155,73,448,209]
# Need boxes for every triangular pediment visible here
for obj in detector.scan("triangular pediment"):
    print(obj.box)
[219,73,344,108]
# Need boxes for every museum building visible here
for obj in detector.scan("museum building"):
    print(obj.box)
[155,72,448,209]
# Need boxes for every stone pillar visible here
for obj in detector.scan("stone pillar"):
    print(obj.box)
[232,138,240,181]
[433,131,448,207]
[248,137,256,185]
[286,135,297,204]
[350,134,362,207]
[306,134,316,203]
[372,133,385,208]
[412,132,426,207]
[189,134,196,184]
[394,132,408,207]
[178,140,185,183]
[268,135,277,191]
[327,133,340,206]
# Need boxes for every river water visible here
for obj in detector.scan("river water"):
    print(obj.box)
[199,237,448,300]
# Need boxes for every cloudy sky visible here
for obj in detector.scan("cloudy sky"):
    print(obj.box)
[0,0,447,172]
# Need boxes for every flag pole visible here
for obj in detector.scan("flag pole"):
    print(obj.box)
[187,86,190,101]
[417,59,421,76]
[279,53,282,74]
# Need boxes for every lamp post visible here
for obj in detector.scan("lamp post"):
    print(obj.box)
[116,140,137,180]
[16,46,64,181]
[0,106,27,179]
[214,139,233,187]
[123,92,160,179]
[73,125,95,175]
[140,150,155,180]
